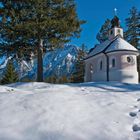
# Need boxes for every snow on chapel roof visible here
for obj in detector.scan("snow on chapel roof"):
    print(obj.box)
[86,36,138,59]
[87,40,111,57]
[105,36,138,53]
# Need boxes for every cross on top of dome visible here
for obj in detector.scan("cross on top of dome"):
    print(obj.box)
[114,8,117,16]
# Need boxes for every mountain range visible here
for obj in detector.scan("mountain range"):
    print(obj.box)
[0,44,80,80]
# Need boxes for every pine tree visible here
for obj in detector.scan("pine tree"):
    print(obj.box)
[96,19,111,43]
[45,77,52,83]
[0,0,85,82]
[1,60,19,84]
[58,77,63,84]
[124,7,140,82]
[125,7,140,48]
[45,76,57,84]
[137,55,140,82]
[61,75,68,83]
[51,76,57,84]
[71,44,86,83]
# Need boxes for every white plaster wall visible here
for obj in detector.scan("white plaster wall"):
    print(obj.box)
[109,27,123,40]
[84,62,92,82]
[85,54,107,82]
[92,71,107,81]
[85,51,138,83]
[109,69,138,84]
[107,51,139,84]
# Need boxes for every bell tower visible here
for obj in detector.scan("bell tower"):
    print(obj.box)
[109,10,123,40]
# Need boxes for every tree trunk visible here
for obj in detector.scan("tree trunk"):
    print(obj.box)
[37,39,43,82]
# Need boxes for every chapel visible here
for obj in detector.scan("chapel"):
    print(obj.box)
[84,16,139,84]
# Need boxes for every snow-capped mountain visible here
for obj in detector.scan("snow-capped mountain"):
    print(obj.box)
[0,44,80,80]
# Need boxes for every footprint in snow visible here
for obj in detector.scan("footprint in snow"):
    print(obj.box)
[6,89,14,92]
[129,107,139,117]
[129,112,137,117]
[130,99,140,133]
[134,105,138,108]
[132,124,140,132]
[81,87,86,91]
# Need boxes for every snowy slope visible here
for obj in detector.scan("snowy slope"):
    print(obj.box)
[0,44,79,80]
[0,82,140,140]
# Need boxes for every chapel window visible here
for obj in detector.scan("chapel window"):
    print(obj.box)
[112,58,116,67]
[90,64,93,73]
[127,56,134,64]
[100,61,103,70]
[118,29,121,33]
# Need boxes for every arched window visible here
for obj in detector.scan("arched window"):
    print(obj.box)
[100,61,103,70]
[112,58,115,67]
[90,64,93,73]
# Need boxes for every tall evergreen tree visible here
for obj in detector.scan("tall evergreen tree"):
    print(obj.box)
[1,60,19,84]
[125,7,140,48]
[137,55,140,82]
[0,0,85,82]
[124,7,140,82]
[61,75,68,83]
[71,44,86,83]
[96,19,111,43]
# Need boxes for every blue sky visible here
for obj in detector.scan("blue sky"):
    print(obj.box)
[71,0,140,49]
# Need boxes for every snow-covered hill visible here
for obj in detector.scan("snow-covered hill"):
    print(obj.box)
[0,82,140,140]
[0,44,79,80]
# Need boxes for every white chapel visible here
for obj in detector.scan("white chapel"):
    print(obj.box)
[84,16,139,84]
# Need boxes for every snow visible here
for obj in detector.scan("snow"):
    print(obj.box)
[67,53,73,59]
[87,40,111,57]
[87,36,138,59]
[0,82,140,140]
[0,56,12,69]
[105,37,138,53]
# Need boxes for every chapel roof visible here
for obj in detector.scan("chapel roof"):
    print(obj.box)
[105,36,138,53]
[86,35,138,60]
